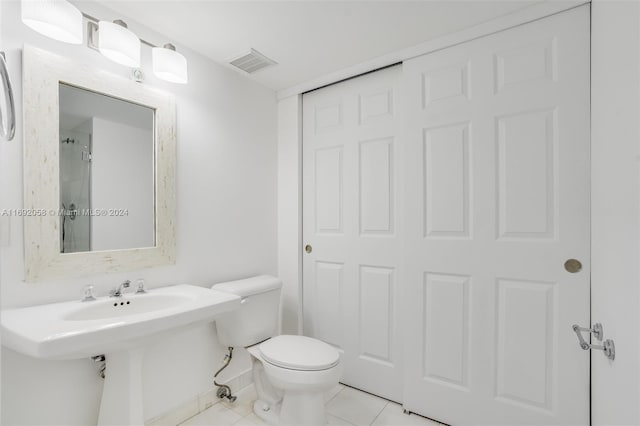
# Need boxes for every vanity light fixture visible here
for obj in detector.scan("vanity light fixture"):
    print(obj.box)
[98,20,140,68]
[152,44,188,84]
[21,0,83,44]
[21,3,189,85]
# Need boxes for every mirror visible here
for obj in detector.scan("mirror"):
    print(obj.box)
[59,84,155,253]
[23,46,176,282]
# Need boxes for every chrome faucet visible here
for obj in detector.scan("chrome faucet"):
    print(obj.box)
[109,280,131,297]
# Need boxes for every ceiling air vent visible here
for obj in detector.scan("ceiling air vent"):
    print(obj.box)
[229,48,277,74]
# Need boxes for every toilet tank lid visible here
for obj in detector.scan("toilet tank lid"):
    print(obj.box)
[211,275,282,297]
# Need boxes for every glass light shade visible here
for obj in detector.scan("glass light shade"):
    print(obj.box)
[152,46,188,84]
[21,0,83,44]
[98,21,140,67]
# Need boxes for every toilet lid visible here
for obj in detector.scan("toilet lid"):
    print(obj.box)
[259,335,340,371]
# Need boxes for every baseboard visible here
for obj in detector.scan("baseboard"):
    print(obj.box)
[145,368,253,426]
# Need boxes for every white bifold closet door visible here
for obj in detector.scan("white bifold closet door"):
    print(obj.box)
[302,66,404,402]
[303,5,590,425]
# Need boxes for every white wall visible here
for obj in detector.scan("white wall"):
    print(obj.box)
[91,117,154,251]
[0,1,277,424]
[591,1,640,424]
[277,95,302,334]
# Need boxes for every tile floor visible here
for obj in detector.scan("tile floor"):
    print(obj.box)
[179,384,443,426]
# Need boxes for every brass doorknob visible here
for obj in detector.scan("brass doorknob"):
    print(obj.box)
[564,259,582,273]
[304,244,312,254]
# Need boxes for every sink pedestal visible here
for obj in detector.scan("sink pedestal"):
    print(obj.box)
[98,348,145,426]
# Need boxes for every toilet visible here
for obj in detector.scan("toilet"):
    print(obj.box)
[212,275,342,426]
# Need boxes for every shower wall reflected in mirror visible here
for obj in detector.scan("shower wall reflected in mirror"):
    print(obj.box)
[59,131,92,253]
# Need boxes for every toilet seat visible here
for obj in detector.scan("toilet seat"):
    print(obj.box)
[259,335,339,371]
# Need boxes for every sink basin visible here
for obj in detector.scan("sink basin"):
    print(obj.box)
[1,284,241,360]
[64,293,193,321]
[1,283,241,426]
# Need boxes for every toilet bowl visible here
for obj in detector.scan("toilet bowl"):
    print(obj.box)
[211,276,341,426]
[247,335,341,425]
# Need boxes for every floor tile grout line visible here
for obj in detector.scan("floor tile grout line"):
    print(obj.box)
[328,412,358,426]
[326,385,346,404]
[176,410,201,426]
[231,412,253,426]
[325,388,388,426]
[369,401,390,426]
[231,411,249,426]
[325,384,392,426]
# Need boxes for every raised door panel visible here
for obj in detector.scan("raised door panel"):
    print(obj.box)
[494,38,557,93]
[423,272,470,390]
[495,279,556,412]
[422,62,470,107]
[313,261,345,350]
[315,103,343,133]
[359,266,395,365]
[423,123,471,238]
[315,147,344,234]
[360,138,394,235]
[497,109,556,240]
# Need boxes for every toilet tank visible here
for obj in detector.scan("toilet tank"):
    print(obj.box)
[211,275,283,348]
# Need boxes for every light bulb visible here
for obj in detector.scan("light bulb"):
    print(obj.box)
[98,20,140,67]
[21,0,83,44]
[152,44,188,84]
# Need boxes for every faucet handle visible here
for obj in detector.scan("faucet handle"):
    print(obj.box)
[135,278,147,294]
[82,285,96,302]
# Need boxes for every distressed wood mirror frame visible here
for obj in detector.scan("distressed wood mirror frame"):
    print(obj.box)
[23,46,176,282]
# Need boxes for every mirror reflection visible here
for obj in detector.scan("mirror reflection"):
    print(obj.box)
[59,83,155,253]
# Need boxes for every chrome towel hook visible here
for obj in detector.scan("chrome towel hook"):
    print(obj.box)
[0,51,16,142]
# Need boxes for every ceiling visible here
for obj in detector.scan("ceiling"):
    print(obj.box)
[95,1,544,92]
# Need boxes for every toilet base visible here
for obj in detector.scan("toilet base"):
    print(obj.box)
[252,392,327,426]
[253,399,281,425]
[247,340,341,426]
[279,391,327,426]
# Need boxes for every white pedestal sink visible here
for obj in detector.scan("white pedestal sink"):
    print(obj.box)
[1,284,241,426]
[98,348,145,426]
